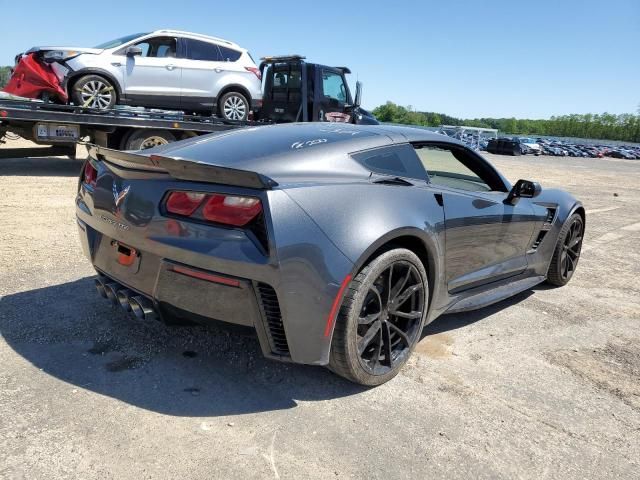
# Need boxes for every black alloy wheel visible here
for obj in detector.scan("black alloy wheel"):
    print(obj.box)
[330,248,428,386]
[547,213,584,286]
[357,261,424,375]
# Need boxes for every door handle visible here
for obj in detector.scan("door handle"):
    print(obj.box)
[166,64,176,71]
[111,62,122,67]
[214,68,223,73]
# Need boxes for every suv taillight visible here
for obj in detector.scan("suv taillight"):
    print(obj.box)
[83,161,97,188]
[165,191,262,227]
[245,66,261,80]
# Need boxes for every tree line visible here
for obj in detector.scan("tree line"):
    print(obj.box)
[0,66,12,88]
[372,101,640,143]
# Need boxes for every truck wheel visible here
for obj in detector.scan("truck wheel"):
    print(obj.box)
[218,91,249,121]
[125,129,176,151]
[329,248,428,386]
[72,75,117,110]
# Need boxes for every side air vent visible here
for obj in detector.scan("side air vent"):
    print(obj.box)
[530,230,548,250]
[256,283,290,356]
[545,207,557,225]
[529,207,557,252]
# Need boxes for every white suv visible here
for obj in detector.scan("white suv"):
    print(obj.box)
[26,30,262,120]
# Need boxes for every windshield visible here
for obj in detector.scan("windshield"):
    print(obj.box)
[93,32,149,49]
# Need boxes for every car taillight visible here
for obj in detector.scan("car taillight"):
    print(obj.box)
[83,161,97,188]
[166,191,206,216]
[202,194,262,226]
[164,191,262,227]
[245,66,261,79]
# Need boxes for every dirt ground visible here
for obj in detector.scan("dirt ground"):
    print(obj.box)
[0,137,639,479]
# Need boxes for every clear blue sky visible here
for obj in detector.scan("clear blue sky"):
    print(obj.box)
[1,0,638,119]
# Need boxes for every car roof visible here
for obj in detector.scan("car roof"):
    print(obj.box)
[152,29,241,49]
[145,123,464,185]
[151,123,461,161]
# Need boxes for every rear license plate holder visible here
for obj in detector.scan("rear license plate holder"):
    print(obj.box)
[112,240,141,273]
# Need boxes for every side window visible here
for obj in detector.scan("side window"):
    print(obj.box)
[414,145,493,192]
[133,37,176,58]
[352,144,428,181]
[185,39,222,61]
[219,46,242,62]
[135,42,150,57]
[322,70,347,103]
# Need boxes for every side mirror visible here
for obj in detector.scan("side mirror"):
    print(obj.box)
[354,81,362,107]
[125,46,142,57]
[506,179,541,204]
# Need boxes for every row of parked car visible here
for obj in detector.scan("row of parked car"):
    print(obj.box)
[467,136,640,160]
[532,139,640,159]
[435,129,640,160]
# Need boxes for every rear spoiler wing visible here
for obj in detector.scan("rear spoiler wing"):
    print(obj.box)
[88,145,278,190]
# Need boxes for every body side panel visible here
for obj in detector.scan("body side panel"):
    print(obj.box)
[283,182,448,324]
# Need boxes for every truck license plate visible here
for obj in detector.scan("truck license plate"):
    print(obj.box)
[35,123,79,142]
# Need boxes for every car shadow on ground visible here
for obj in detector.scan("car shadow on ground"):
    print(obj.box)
[0,277,367,417]
[0,154,83,176]
[1,277,542,417]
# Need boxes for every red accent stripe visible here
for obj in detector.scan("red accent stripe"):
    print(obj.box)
[324,274,353,337]
[170,265,241,288]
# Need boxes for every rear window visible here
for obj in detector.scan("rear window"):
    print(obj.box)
[185,39,222,61]
[352,144,428,181]
[219,46,242,62]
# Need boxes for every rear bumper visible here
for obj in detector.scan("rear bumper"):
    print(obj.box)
[76,183,355,367]
[77,216,292,361]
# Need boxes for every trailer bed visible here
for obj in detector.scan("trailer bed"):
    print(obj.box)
[0,98,261,152]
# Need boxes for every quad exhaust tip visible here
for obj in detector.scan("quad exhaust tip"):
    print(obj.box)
[129,295,157,321]
[94,278,108,299]
[103,283,122,305]
[116,289,133,312]
[94,276,158,321]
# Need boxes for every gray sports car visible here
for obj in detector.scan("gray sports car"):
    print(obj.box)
[76,123,585,385]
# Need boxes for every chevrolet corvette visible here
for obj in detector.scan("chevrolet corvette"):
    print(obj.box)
[76,123,585,385]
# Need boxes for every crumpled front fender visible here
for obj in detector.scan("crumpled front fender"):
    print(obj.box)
[2,53,68,103]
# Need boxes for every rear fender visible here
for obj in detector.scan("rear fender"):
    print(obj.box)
[282,183,447,348]
[268,190,355,365]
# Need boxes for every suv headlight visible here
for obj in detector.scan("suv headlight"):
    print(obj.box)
[43,50,80,61]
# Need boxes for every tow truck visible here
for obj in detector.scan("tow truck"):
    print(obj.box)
[0,55,377,156]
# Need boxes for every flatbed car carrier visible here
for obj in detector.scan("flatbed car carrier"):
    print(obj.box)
[0,55,377,157]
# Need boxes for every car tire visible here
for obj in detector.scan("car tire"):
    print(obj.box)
[329,248,428,386]
[124,129,176,151]
[71,75,117,110]
[546,213,584,287]
[218,91,249,121]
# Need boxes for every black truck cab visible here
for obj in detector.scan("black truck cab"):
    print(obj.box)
[258,56,378,125]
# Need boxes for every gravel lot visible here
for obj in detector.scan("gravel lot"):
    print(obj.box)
[1,137,639,479]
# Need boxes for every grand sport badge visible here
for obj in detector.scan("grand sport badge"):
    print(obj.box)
[99,214,130,231]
